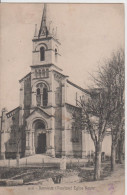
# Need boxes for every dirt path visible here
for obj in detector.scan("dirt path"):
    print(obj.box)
[0,163,124,195]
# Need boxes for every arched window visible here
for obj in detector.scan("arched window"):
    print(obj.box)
[34,120,45,130]
[43,88,48,106]
[36,88,41,106]
[36,83,48,107]
[40,47,45,61]
[37,88,40,95]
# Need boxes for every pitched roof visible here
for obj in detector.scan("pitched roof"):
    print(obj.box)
[67,80,90,95]
[19,72,31,83]
[26,106,54,119]
[6,107,20,118]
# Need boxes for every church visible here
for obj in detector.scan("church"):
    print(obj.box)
[0,4,111,159]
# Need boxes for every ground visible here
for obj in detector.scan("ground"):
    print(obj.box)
[0,155,125,195]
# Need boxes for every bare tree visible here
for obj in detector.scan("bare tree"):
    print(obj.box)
[77,88,113,180]
[103,50,125,171]
[77,49,124,180]
[94,50,124,171]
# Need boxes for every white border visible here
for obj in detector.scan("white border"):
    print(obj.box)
[0,0,126,3]
[0,1,126,195]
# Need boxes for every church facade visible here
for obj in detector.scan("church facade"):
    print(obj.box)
[0,5,111,159]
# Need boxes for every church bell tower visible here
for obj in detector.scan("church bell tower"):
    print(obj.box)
[30,4,63,109]
[32,4,61,67]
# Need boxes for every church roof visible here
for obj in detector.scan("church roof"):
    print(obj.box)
[67,80,90,95]
[19,72,31,83]
[65,103,81,110]
[87,88,103,95]
[6,106,20,118]
[53,69,69,78]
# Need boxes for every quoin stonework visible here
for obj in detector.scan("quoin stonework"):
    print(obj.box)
[0,4,111,160]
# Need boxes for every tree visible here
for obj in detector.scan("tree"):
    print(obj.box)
[77,88,113,180]
[77,49,124,180]
[94,49,125,171]
[11,117,22,159]
[116,129,124,164]
[117,130,124,164]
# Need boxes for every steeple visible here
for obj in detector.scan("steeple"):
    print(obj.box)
[38,4,49,38]
[32,3,61,67]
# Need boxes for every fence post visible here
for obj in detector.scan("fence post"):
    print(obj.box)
[78,159,79,168]
[42,158,44,167]
[60,157,66,170]
[16,157,19,167]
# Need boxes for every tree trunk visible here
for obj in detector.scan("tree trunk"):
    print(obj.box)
[111,142,116,171]
[16,142,20,158]
[118,138,124,164]
[94,142,102,180]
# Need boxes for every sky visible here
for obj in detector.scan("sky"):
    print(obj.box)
[0,3,124,111]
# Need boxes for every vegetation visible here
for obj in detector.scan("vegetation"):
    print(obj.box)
[76,49,125,180]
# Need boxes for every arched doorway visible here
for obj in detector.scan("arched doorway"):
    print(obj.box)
[33,120,46,154]
[37,133,46,153]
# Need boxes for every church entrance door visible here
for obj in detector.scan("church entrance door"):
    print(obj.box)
[37,133,46,154]
[33,119,47,154]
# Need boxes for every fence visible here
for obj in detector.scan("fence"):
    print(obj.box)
[0,157,89,169]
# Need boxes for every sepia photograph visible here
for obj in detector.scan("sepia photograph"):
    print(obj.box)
[0,2,125,195]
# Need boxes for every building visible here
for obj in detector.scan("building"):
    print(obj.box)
[0,4,111,160]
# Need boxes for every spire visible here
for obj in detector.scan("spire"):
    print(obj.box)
[38,4,49,37]
[37,3,58,40]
